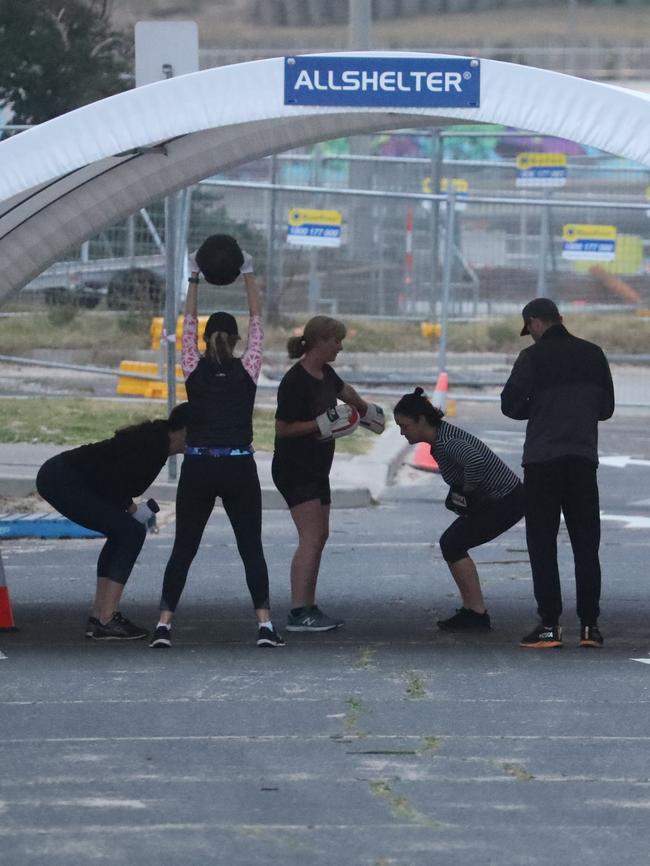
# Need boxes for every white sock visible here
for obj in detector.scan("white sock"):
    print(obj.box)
[258,620,273,630]
[156,621,171,630]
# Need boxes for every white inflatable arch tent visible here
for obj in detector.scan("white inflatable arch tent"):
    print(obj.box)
[1,51,650,305]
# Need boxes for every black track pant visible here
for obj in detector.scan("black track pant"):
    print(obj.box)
[36,455,146,585]
[160,455,270,612]
[524,457,601,626]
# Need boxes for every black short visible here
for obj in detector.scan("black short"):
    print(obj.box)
[271,460,331,508]
[439,484,525,564]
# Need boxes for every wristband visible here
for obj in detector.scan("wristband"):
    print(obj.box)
[188,276,199,284]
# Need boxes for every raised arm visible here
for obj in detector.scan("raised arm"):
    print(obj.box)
[181,262,201,378]
[239,251,264,384]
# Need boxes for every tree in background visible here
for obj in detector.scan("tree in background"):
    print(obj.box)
[0,0,130,124]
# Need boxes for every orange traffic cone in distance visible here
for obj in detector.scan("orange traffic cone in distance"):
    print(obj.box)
[413,441,440,473]
[432,371,449,412]
[0,551,17,631]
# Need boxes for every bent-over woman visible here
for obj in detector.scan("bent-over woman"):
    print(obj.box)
[36,404,189,640]
[394,387,524,631]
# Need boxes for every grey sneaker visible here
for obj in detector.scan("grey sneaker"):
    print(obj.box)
[286,605,344,633]
[85,616,100,638]
[91,612,148,641]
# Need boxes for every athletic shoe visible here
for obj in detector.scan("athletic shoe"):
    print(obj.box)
[91,612,148,641]
[520,623,562,649]
[85,616,100,638]
[257,625,285,648]
[149,625,172,648]
[286,605,344,632]
[437,607,491,632]
[579,624,604,648]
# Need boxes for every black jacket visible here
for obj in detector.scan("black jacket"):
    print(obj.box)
[60,420,171,508]
[500,324,614,466]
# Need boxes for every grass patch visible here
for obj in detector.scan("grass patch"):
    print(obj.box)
[500,762,535,782]
[3,309,649,361]
[0,310,151,366]
[405,672,427,700]
[369,780,446,828]
[344,695,366,736]
[0,397,374,454]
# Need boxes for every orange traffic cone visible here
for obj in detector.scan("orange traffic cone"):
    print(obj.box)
[0,549,17,631]
[412,441,440,473]
[432,371,449,412]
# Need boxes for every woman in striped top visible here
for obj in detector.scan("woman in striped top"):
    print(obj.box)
[394,387,524,632]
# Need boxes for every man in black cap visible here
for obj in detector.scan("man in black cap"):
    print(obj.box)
[501,298,614,649]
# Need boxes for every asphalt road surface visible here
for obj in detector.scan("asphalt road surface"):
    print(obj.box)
[1,404,650,865]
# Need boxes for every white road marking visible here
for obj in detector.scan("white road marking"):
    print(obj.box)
[600,455,650,468]
[631,658,650,666]
[600,512,650,529]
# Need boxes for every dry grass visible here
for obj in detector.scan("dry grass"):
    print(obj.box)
[111,1,650,47]
[0,311,151,366]
[3,308,649,362]
[0,397,373,453]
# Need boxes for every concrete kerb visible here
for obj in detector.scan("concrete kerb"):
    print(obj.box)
[0,426,410,509]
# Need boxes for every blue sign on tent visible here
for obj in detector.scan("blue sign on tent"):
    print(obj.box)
[284,56,480,108]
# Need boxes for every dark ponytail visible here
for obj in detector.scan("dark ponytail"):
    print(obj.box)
[393,386,444,427]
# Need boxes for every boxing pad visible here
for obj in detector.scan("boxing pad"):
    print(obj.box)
[316,405,361,441]
[360,403,385,434]
[195,234,244,286]
[444,487,469,515]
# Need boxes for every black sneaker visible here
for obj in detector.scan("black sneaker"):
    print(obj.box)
[286,605,344,632]
[437,607,491,632]
[579,624,604,648]
[85,616,100,638]
[257,625,285,648]
[91,612,148,641]
[520,623,562,649]
[149,625,172,648]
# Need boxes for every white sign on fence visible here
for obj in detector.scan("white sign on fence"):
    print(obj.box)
[287,208,343,248]
[562,223,617,262]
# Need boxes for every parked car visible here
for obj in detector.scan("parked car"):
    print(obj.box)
[106,267,164,311]
[44,280,107,309]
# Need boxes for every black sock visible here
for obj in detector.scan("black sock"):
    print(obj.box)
[291,607,306,616]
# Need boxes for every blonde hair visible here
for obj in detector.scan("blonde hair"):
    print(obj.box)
[287,315,346,359]
[205,331,239,364]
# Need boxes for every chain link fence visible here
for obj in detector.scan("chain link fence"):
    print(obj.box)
[4,128,650,405]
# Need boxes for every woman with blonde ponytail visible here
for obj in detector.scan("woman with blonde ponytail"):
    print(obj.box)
[273,315,386,633]
[149,237,283,650]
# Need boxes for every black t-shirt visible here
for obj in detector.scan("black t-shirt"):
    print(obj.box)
[273,362,344,475]
[61,420,170,508]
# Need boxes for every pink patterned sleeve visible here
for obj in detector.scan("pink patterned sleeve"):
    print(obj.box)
[241,314,264,384]
[181,313,200,379]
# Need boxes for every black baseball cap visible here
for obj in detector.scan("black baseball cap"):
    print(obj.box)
[204,311,239,340]
[520,298,561,336]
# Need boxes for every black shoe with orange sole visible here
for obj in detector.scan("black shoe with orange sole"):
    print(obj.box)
[520,624,562,649]
[579,624,604,648]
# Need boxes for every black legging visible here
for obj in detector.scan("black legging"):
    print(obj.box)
[36,455,146,585]
[439,484,525,564]
[160,454,270,611]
